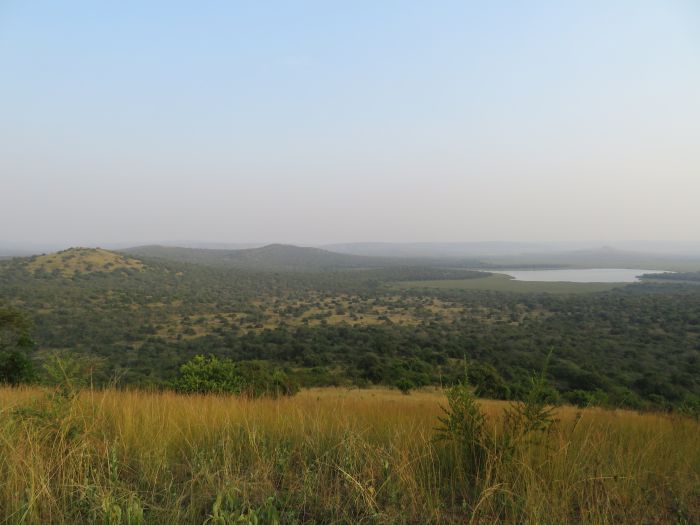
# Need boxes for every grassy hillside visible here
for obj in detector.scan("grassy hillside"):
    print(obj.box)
[26,247,144,277]
[0,386,697,524]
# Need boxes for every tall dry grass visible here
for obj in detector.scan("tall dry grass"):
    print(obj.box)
[0,386,697,524]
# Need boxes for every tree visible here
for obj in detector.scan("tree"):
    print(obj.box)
[0,307,36,385]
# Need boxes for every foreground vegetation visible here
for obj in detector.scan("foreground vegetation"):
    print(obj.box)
[0,386,697,524]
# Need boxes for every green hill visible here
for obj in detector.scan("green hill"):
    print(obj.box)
[120,244,379,271]
[25,247,144,277]
[121,243,491,272]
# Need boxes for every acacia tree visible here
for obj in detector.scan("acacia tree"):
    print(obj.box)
[0,307,36,385]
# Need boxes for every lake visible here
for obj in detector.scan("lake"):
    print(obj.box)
[490,268,668,283]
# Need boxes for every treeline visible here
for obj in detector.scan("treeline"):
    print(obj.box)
[643,271,700,282]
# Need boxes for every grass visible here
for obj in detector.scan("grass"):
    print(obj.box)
[391,273,626,294]
[0,386,697,524]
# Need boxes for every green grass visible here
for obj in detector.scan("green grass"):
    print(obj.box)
[391,273,626,293]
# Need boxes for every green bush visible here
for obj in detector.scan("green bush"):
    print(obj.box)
[395,378,414,394]
[236,361,299,398]
[173,355,298,397]
[173,355,243,395]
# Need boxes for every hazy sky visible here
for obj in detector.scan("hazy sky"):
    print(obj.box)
[2,1,699,246]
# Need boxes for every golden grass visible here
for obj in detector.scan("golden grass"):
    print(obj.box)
[0,386,697,524]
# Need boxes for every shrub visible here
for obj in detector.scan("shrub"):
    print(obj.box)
[173,355,243,395]
[236,361,299,398]
[435,359,559,510]
[435,378,489,484]
[395,378,414,394]
[173,355,298,397]
[467,362,511,399]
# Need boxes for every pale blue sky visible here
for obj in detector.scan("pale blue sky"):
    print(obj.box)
[1,1,699,245]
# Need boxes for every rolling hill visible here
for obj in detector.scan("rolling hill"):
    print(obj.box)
[25,247,145,277]
[120,244,387,272]
[121,243,486,272]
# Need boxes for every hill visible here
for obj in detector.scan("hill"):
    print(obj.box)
[120,244,378,271]
[25,247,144,277]
[122,243,406,272]
[121,243,491,272]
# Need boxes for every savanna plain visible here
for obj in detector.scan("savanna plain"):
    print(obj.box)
[1,244,699,524]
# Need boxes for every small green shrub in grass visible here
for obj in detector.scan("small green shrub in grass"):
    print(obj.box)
[173,355,298,397]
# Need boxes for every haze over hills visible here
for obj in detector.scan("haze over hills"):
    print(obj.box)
[323,241,700,258]
[5,240,700,262]
[121,243,490,272]
[323,242,556,258]
[4,241,700,274]
[121,243,700,273]
[121,244,393,272]
[483,247,700,272]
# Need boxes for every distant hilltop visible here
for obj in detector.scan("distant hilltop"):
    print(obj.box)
[25,247,144,277]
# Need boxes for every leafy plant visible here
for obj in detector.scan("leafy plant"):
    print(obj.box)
[173,355,298,397]
[501,354,558,454]
[435,374,489,483]
[395,378,414,394]
[206,492,289,525]
[173,355,243,394]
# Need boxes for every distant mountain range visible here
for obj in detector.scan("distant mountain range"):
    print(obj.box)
[120,244,491,272]
[322,241,700,258]
[121,244,391,272]
[3,241,700,273]
[323,242,561,258]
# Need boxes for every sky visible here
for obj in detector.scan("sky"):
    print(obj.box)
[1,1,699,246]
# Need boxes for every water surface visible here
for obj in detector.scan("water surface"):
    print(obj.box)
[491,268,667,283]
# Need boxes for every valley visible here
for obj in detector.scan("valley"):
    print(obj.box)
[2,244,699,409]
